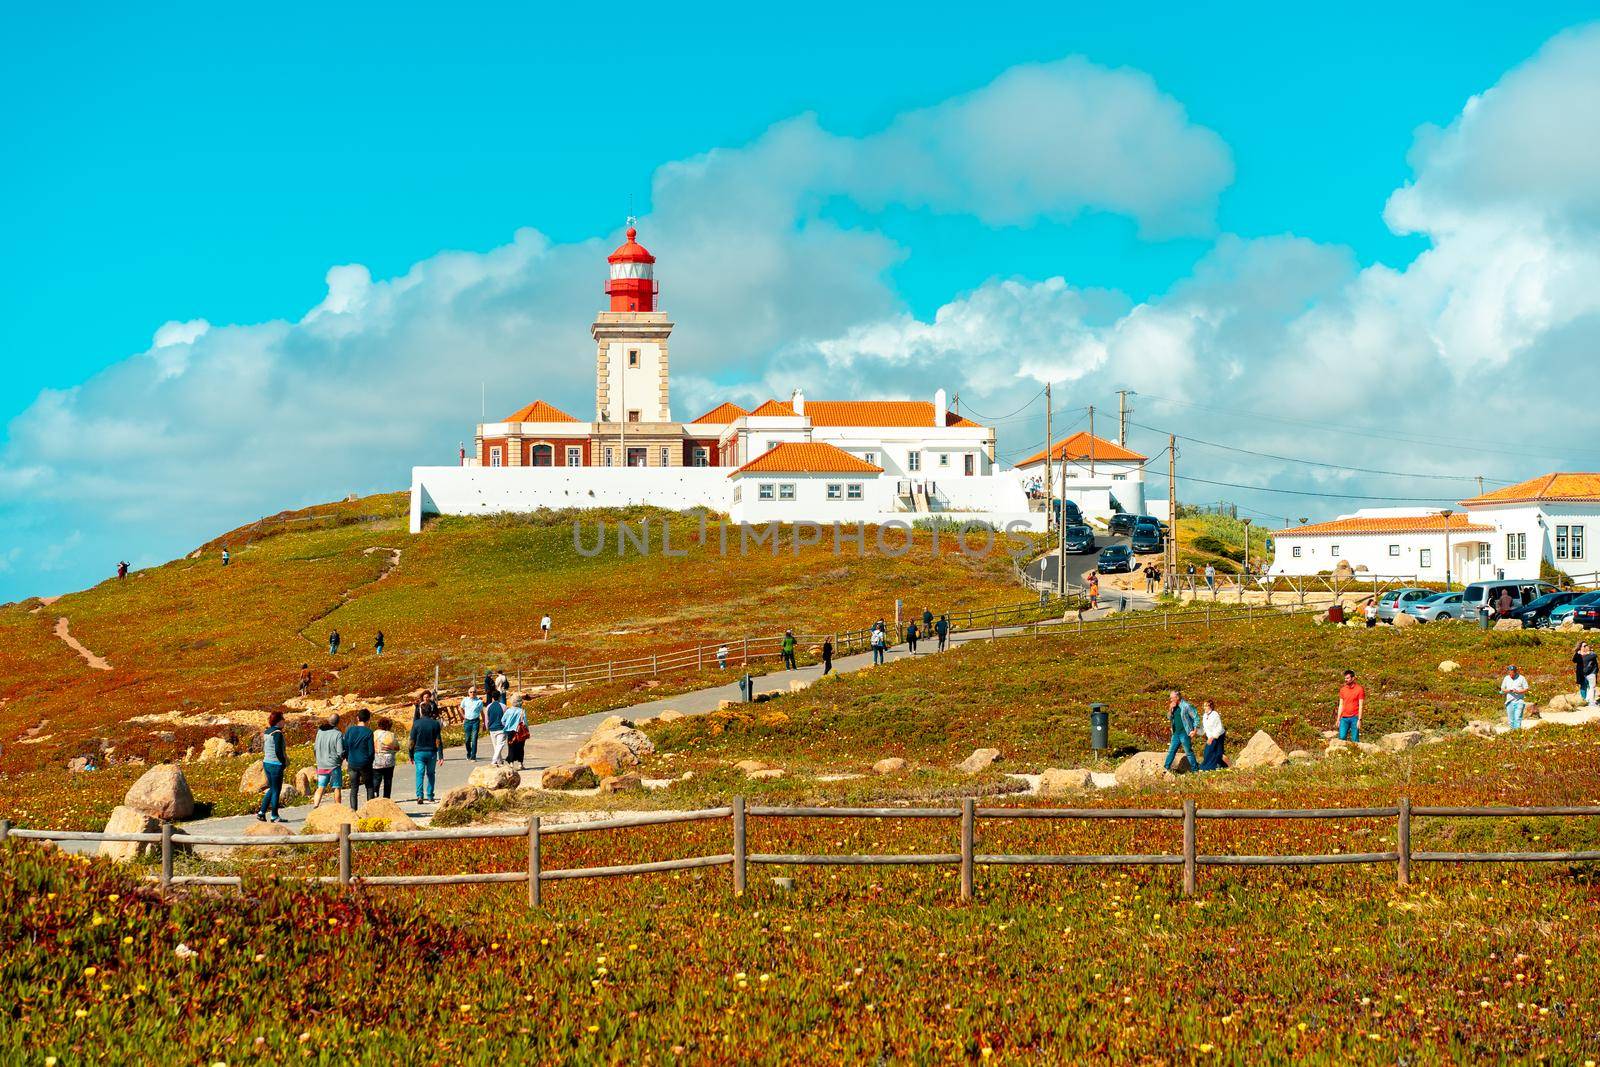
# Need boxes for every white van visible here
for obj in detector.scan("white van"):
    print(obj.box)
[1461,579,1555,620]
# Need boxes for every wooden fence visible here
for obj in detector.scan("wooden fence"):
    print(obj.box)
[7,799,1597,904]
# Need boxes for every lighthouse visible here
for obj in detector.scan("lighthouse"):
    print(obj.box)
[593,221,675,460]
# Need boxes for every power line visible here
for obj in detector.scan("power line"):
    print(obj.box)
[957,385,1046,423]
[1175,472,1468,504]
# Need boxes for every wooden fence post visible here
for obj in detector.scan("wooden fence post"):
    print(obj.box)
[159,820,175,893]
[652,654,658,677]
[338,822,352,887]
[1182,799,1197,897]
[528,816,542,907]
[1397,798,1412,887]
[562,665,568,688]
[732,796,747,896]
[0,818,10,845]
[960,798,975,903]
[742,637,749,667]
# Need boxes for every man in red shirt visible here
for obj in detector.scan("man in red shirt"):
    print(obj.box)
[1336,669,1366,742]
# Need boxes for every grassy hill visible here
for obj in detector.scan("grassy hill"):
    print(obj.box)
[0,494,1034,787]
[1174,511,1275,573]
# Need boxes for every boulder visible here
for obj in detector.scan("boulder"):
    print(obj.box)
[245,820,294,840]
[735,759,778,776]
[1439,660,1460,673]
[1355,741,1383,755]
[595,715,633,733]
[467,765,523,791]
[542,763,598,790]
[1547,693,1586,712]
[747,768,786,781]
[957,748,1001,775]
[788,679,811,693]
[1038,768,1095,795]
[1462,720,1499,738]
[97,805,160,863]
[1234,730,1289,770]
[66,756,91,773]
[655,709,685,723]
[301,803,361,835]
[575,738,638,778]
[239,760,269,794]
[1392,612,1419,629]
[293,767,319,795]
[123,764,195,821]
[1286,749,1317,763]
[354,797,419,833]
[1114,751,1174,786]
[197,736,236,762]
[1379,730,1424,752]
[599,773,645,794]
[1493,618,1524,632]
[872,757,908,776]
[1325,739,1360,756]
[438,784,491,811]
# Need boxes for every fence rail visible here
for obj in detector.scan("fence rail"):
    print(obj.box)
[6,797,1597,904]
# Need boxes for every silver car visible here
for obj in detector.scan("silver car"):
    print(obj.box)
[1376,587,1434,622]
[1402,591,1465,622]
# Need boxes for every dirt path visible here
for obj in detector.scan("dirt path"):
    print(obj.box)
[298,547,404,648]
[54,616,112,671]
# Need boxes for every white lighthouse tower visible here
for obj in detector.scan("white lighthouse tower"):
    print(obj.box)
[593,222,673,433]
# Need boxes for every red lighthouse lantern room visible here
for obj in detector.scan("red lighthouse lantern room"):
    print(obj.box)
[605,223,658,312]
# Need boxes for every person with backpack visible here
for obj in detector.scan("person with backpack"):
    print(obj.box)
[257,711,289,823]
[936,614,950,651]
[343,709,376,809]
[502,695,530,771]
[409,705,443,804]
[1163,690,1200,773]
[822,638,833,675]
[371,716,399,799]
[485,691,508,767]
[906,621,919,654]
[311,714,345,809]
[459,685,485,760]
[922,607,934,636]
[870,624,886,665]
[781,630,797,670]
[222,548,230,567]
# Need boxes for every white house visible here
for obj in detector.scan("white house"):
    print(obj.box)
[1267,473,1600,582]
[1013,431,1148,521]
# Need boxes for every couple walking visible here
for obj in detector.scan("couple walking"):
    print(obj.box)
[459,685,530,769]
[1162,690,1227,773]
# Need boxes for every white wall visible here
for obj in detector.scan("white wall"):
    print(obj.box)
[730,473,893,524]
[602,340,669,422]
[934,473,1034,515]
[1269,532,1449,579]
[411,466,731,532]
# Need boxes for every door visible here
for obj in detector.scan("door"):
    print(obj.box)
[530,444,554,467]
[626,447,648,467]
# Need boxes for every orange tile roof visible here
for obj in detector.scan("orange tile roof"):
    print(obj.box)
[504,400,578,423]
[1019,431,1146,465]
[748,399,800,417]
[1276,513,1495,537]
[690,401,748,424]
[1459,472,1600,507]
[802,399,983,429]
[729,442,884,477]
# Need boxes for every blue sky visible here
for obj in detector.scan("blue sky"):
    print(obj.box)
[4,3,1600,599]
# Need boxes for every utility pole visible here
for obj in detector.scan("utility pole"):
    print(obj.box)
[1166,433,1178,594]
[1057,455,1068,598]
[1043,384,1054,535]
[1088,405,1096,477]
[1116,390,1133,447]
[1476,475,1484,497]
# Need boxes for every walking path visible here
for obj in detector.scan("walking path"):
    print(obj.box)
[54,616,112,672]
[126,592,1158,844]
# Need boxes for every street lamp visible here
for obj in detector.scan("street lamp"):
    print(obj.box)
[1441,508,1454,591]
[1242,518,1253,576]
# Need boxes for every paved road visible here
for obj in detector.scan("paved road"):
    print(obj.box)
[63,595,1157,849]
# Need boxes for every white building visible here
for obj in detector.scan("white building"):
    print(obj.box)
[1013,431,1149,521]
[1267,473,1600,582]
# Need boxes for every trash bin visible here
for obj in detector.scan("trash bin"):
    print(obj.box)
[1478,609,1492,630]
[1090,703,1109,752]
[1327,604,1345,624]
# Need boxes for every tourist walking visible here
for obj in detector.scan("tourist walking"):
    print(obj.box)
[374,630,385,655]
[1087,573,1100,610]
[782,629,797,670]
[1163,690,1199,773]
[343,709,376,809]
[222,548,230,566]
[1186,563,1197,593]
[1336,669,1365,742]
[372,716,399,798]
[717,644,729,670]
[1573,641,1598,706]
[257,710,288,822]
[495,668,509,703]
[409,704,442,803]
[1198,700,1227,771]
[503,695,529,770]
[298,663,311,697]
[311,714,345,809]
[822,638,833,675]
[460,685,485,760]
[906,621,919,654]
[117,560,129,580]
[486,691,508,767]
[328,629,341,656]
[870,624,886,665]
[1204,563,1216,595]
[541,614,552,640]
[1501,664,1530,729]
[1144,566,1156,595]
[922,607,934,636]
[484,667,500,703]
[936,614,949,651]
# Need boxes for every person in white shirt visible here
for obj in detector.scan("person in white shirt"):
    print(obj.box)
[716,644,729,670]
[541,614,552,640]
[459,685,485,761]
[1198,700,1227,770]
[1364,600,1379,628]
[1500,664,1530,729]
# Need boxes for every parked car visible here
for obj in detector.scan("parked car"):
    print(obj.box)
[1062,524,1097,554]
[1107,512,1139,536]
[1550,590,1600,626]
[1129,522,1164,554]
[1460,579,1556,620]
[1376,587,1435,622]
[1402,591,1466,622]
[1501,590,1585,628]
[1052,499,1083,526]
[1573,598,1600,629]
[1097,544,1134,573]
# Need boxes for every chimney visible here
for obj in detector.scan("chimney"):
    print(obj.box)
[933,388,947,424]
[791,388,805,416]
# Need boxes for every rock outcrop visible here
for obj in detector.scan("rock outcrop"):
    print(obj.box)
[123,765,195,821]
[957,748,1000,774]
[872,757,907,775]
[467,766,522,791]
[96,806,160,863]
[1234,730,1289,770]
[1038,768,1094,795]
[541,763,598,790]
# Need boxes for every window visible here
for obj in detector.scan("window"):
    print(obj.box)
[530,443,553,467]
[765,440,778,453]
[691,447,709,467]
[1330,544,1340,556]
[627,349,640,368]
[1292,546,1302,558]
[758,483,775,501]
[565,445,583,466]
[604,447,614,467]
[489,446,503,468]
[1556,524,1585,560]
[627,410,641,423]
[1574,526,1586,560]
[1388,544,1401,557]
[732,485,742,503]
[826,483,843,500]
[1419,549,1433,568]
[1506,532,1527,561]
[964,454,975,476]
[626,447,647,467]
[660,446,670,466]
[778,483,796,501]
[862,451,877,467]
[1556,525,1569,560]
[1478,543,1492,564]
[938,453,950,467]
[1112,474,1126,481]
[846,483,863,501]
[908,451,922,472]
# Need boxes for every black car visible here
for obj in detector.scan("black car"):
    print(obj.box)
[1574,599,1600,629]
[1503,590,1583,628]
[1054,499,1083,526]
[1097,544,1134,573]
[1062,524,1096,554]
[1107,512,1138,536]
[1129,522,1164,554]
